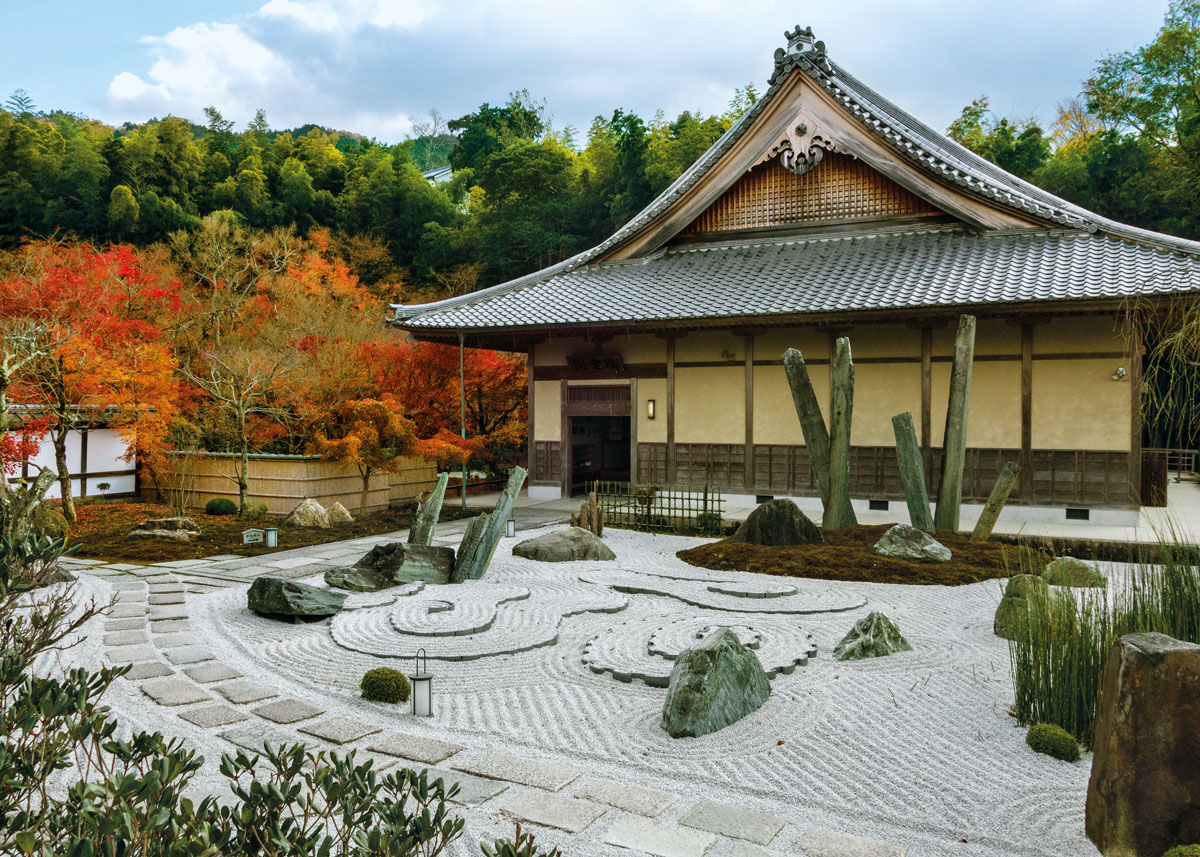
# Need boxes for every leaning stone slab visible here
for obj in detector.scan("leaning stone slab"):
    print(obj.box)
[574,778,677,817]
[367,732,463,765]
[252,698,324,724]
[450,514,489,583]
[453,465,527,581]
[247,576,346,619]
[833,612,912,661]
[500,790,606,833]
[796,827,908,857]
[512,527,616,562]
[140,678,210,707]
[872,524,950,563]
[679,799,785,845]
[450,751,580,791]
[661,627,771,738]
[298,715,381,745]
[994,574,1049,639]
[604,815,716,857]
[283,498,331,529]
[409,472,449,546]
[1087,632,1200,857]
[1043,556,1106,588]
[180,704,249,728]
[729,498,824,546]
[418,765,508,807]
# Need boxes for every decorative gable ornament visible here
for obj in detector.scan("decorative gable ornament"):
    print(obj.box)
[756,117,844,177]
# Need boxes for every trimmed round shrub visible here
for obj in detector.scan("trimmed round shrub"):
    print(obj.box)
[360,667,410,704]
[1165,846,1200,857]
[1026,723,1080,762]
[205,497,239,516]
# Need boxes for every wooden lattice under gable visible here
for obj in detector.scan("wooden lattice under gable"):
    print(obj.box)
[683,151,943,235]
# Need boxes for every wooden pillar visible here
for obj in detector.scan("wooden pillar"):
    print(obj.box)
[559,379,570,496]
[744,334,755,493]
[630,377,640,485]
[526,349,535,482]
[921,327,933,476]
[666,337,676,484]
[1130,325,1144,504]
[1021,324,1033,500]
[80,428,89,497]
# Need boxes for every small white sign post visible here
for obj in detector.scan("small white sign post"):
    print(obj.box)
[242,528,265,545]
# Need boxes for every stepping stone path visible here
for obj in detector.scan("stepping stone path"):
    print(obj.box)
[367,732,464,765]
[417,766,508,807]
[450,751,580,791]
[124,662,174,680]
[796,828,908,857]
[499,790,606,833]
[298,715,381,745]
[679,800,785,845]
[604,816,717,857]
[180,704,249,728]
[214,680,278,705]
[185,663,242,683]
[253,699,325,724]
[221,724,310,754]
[140,679,211,707]
[574,778,677,817]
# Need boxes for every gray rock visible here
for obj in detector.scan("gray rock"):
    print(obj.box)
[833,612,912,661]
[1043,556,1106,588]
[511,526,616,562]
[1087,633,1200,857]
[323,565,394,592]
[327,501,354,524]
[140,517,200,532]
[661,627,771,738]
[247,576,346,619]
[994,574,1049,639]
[125,528,197,543]
[872,524,951,562]
[283,498,330,529]
[331,542,456,588]
[728,498,824,546]
[33,503,70,541]
[451,514,489,582]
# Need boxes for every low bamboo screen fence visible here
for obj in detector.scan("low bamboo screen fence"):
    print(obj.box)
[152,453,438,515]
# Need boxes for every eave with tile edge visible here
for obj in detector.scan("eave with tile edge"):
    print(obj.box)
[389,25,1200,349]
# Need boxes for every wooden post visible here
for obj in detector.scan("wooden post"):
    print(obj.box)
[744,334,755,493]
[934,315,976,532]
[971,460,1021,541]
[526,349,536,482]
[892,411,934,532]
[1020,324,1033,500]
[666,337,676,483]
[408,471,449,546]
[920,327,933,479]
[783,348,832,505]
[629,377,639,485]
[825,337,856,530]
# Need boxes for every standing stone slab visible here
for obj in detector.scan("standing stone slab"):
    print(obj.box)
[934,314,976,532]
[783,348,833,513]
[661,627,771,738]
[450,514,489,582]
[1087,633,1200,857]
[604,816,716,857]
[140,678,210,707]
[409,472,449,546]
[499,791,606,833]
[970,460,1021,541]
[797,828,908,857]
[453,466,527,581]
[679,800,785,845]
[450,751,580,791]
[574,778,677,817]
[825,337,857,530]
[891,411,934,533]
[367,732,464,765]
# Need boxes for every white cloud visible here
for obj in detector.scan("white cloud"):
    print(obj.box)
[257,0,433,33]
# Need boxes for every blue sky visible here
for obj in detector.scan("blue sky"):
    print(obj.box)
[0,1,1172,144]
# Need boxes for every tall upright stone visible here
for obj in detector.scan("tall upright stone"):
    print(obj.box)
[783,349,832,507]
[891,411,934,532]
[934,314,976,532]
[452,466,527,581]
[824,337,856,530]
[451,513,489,583]
[1087,633,1200,857]
[409,472,449,546]
[971,461,1021,541]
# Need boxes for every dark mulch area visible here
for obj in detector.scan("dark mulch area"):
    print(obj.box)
[67,502,478,563]
[677,523,1052,585]
[994,533,1185,565]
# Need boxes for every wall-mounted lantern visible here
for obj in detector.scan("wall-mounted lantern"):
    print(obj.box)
[411,648,433,717]
[647,399,656,420]
[1112,367,1127,381]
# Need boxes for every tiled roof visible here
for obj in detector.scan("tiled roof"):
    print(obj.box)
[393,27,1200,332]
[400,226,1200,331]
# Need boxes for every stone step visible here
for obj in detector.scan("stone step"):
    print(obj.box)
[680,800,786,846]
[367,732,463,765]
[449,751,580,791]
[574,778,677,817]
[499,790,606,834]
[795,828,907,857]
[604,815,716,857]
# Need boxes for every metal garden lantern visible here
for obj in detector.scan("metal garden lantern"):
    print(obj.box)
[505,517,516,538]
[411,648,433,717]
[264,527,278,548]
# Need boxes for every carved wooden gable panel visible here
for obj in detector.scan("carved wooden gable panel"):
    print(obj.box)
[682,152,942,235]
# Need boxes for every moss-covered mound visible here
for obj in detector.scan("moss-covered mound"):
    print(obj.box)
[677,524,1047,585]
[1026,722,1080,762]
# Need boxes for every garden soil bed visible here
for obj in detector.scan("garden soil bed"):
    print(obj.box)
[66,502,478,563]
[677,523,1052,585]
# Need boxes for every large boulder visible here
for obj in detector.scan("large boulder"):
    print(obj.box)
[247,576,346,619]
[284,498,331,529]
[125,516,201,543]
[346,542,456,586]
[1043,556,1106,588]
[833,611,912,661]
[994,574,1050,640]
[1087,633,1200,857]
[323,565,393,592]
[660,627,771,738]
[33,503,69,541]
[873,523,951,563]
[511,527,616,562]
[327,502,354,524]
[728,499,824,546]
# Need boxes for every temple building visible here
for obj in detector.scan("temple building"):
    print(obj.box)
[392,27,1200,524]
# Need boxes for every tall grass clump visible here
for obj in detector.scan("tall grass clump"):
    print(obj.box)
[1009,534,1200,746]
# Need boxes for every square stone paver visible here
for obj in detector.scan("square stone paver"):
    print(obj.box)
[184,663,242,683]
[153,632,199,649]
[794,829,907,857]
[108,604,147,619]
[110,580,147,591]
[576,778,677,817]
[153,559,212,568]
[417,766,507,807]
[367,732,463,765]
[148,592,186,605]
[727,844,786,857]
[140,678,210,707]
[104,630,149,647]
[164,646,214,665]
[105,618,146,632]
[122,662,174,680]
[680,801,785,846]
[499,790,605,833]
[106,563,146,571]
[203,554,243,561]
[149,605,188,621]
[214,680,278,705]
[151,619,191,634]
[220,724,308,754]
[450,752,580,791]
[252,698,324,724]
[114,590,146,602]
[266,557,320,570]
[298,715,381,745]
[108,645,158,664]
[605,816,716,857]
[180,704,250,728]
